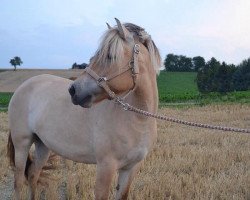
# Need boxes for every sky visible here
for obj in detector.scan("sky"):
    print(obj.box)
[1,0,250,69]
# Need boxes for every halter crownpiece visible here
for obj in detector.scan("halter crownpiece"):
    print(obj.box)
[132,44,140,75]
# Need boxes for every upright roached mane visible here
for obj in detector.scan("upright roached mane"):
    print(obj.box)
[91,23,161,72]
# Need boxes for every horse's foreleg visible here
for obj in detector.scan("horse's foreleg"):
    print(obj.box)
[28,139,50,200]
[95,161,116,200]
[115,162,141,200]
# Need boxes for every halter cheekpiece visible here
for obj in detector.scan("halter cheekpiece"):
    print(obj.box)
[85,43,140,100]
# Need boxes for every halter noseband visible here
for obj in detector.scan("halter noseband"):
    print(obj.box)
[85,44,140,100]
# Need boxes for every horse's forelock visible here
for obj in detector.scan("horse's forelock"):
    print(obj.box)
[92,29,124,67]
[91,23,161,72]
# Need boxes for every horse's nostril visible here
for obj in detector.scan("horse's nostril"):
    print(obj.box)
[69,85,76,97]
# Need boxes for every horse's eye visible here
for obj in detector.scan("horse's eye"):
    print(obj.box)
[107,54,116,60]
[107,54,112,60]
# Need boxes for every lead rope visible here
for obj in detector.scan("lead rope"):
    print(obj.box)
[86,43,249,134]
[114,98,250,134]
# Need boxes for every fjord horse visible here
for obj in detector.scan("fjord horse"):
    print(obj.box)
[8,18,161,199]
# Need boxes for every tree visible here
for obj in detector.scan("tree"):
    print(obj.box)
[179,55,193,71]
[10,56,23,71]
[72,62,78,69]
[196,57,250,94]
[164,54,194,72]
[196,57,220,93]
[71,62,88,69]
[192,56,205,72]
[164,54,179,71]
[79,63,88,69]
[215,62,236,93]
[233,58,250,91]
[196,58,238,93]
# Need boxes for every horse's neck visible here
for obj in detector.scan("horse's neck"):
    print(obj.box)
[129,69,158,114]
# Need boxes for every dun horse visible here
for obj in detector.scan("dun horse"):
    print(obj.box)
[7,18,161,200]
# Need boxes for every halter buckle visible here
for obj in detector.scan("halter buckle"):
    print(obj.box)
[97,77,107,85]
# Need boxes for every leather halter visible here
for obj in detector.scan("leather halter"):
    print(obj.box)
[85,44,140,100]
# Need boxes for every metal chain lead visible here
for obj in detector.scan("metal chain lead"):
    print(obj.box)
[114,98,250,134]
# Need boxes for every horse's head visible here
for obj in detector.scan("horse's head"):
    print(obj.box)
[69,18,161,108]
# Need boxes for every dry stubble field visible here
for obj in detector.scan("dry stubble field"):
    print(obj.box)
[0,104,250,200]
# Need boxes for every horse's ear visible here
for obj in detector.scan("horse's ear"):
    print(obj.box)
[115,18,132,41]
[106,22,112,29]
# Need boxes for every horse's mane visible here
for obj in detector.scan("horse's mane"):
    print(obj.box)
[90,23,161,73]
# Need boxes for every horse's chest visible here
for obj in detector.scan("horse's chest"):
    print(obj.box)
[94,117,156,168]
[114,134,150,168]
[124,146,148,167]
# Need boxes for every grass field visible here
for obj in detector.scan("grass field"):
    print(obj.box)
[0,104,249,199]
[157,72,199,102]
[0,93,12,107]
[0,69,82,92]
[0,93,12,112]
[157,71,250,104]
[1,72,250,109]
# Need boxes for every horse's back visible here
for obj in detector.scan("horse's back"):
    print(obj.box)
[9,74,71,113]
[8,74,72,135]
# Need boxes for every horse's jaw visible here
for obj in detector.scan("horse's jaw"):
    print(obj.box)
[79,101,93,108]
[71,94,94,108]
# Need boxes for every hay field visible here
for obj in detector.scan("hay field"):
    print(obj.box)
[0,104,249,199]
[0,69,82,92]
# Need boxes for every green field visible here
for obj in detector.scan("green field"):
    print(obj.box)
[0,72,250,111]
[157,72,199,102]
[157,71,250,105]
[0,92,12,111]
[0,92,12,107]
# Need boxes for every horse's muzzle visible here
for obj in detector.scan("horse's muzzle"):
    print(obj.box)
[68,84,76,97]
[69,84,93,108]
[69,84,78,105]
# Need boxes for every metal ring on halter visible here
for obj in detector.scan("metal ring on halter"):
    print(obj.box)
[122,103,129,111]
[114,97,128,110]
[134,44,140,54]
[128,60,134,67]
